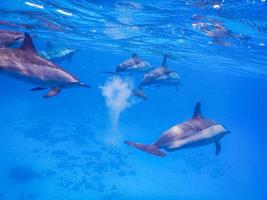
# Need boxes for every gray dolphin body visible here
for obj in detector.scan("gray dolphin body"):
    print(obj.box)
[133,55,180,100]
[102,54,151,75]
[125,102,230,157]
[0,33,89,98]
[116,53,151,73]
[0,30,24,47]
[138,55,180,89]
[40,42,78,64]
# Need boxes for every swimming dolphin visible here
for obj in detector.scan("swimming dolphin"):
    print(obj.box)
[192,15,250,46]
[125,102,230,157]
[0,33,89,98]
[133,55,180,100]
[102,53,151,75]
[39,41,78,64]
[0,30,24,47]
[138,55,180,89]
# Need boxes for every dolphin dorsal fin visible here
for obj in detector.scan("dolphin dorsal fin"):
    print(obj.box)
[192,102,203,119]
[161,54,168,68]
[20,33,37,53]
[132,53,138,58]
[46,41,53,51]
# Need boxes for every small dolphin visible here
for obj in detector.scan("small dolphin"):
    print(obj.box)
[0,30,24,47]
[133,55,180,100]
[125,102,230,157]
[138,55,180,90]
[102,53,151,75]
[0,33,89,98]
[39,42,78,64]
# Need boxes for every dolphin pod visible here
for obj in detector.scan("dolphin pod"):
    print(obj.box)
[124,102,230,157]
[0,30,229,157]
[0,32,89,98]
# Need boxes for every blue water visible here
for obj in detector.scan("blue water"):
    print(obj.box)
[0,0,267,199]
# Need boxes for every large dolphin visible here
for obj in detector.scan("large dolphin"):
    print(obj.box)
[40,42,78,64]
[102,53,151,75]
[0,30,24,47]
[0,33,89,98]
[125,102,230,157]
[133,55,180,100]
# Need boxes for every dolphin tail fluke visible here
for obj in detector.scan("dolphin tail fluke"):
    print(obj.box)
[30,87,47,91]
[124,141,166,157]
[133,89,148,101]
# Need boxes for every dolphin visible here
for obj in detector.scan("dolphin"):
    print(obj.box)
[125,102,230,157]
[192,16,250,46]
[102,53,151,75]
[133,55,180,100]
[0,30,24,47]
[39,41,78,64]
[138,55,180,90]
[0,33,89,98]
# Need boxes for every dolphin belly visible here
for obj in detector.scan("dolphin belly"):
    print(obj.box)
[163,124,226,151]
[141,72,180,88]
[0,63,78,88]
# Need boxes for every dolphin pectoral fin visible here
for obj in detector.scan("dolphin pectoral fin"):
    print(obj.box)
[124,141,166,157]
[43,87,61,98]
[215,140,221,156]
[30,87,47,91]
